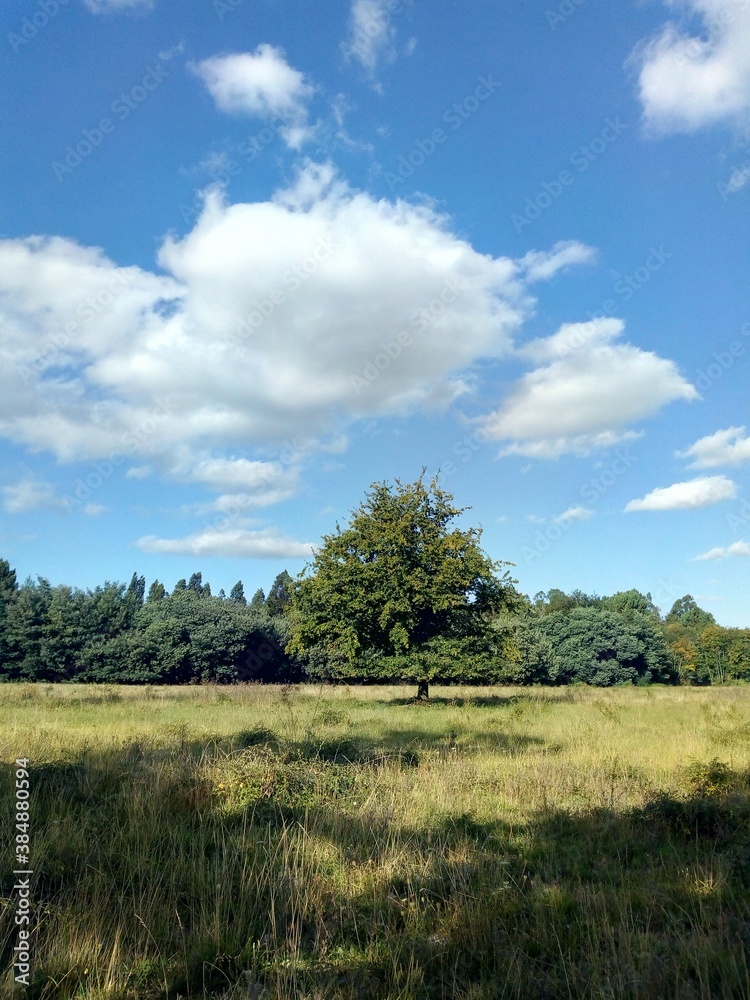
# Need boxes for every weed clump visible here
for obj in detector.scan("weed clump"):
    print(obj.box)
[234,726,279,750]
[683,757,735,797]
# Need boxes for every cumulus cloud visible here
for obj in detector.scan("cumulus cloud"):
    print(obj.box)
[0,163,571,520]
[0,162,692,560]
[519,317,623,363]
[696,540,750,559]
[625,475,737,512]
[634,0,750,134]
[342,0,399,79]
[2,478,66,514]
[679,426,750,468]
[136,527,316,559]
[192,46,316,148]
[477,319,697,458]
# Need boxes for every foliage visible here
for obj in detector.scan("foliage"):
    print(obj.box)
[533,588,601,615]
[287,476,517,689]
[491,615,557,684]
[662,595,749,685]
[0,557,18,603]
[3,577,55,680]
[249,587,266,611]
[147,579,166,602]
[0,574,301,685]
[667,594,717,630]
[187,572,211,598]
[266,570,293,617]
[601,588,660,620]
[698,625,750,684]
[533,607,674,686]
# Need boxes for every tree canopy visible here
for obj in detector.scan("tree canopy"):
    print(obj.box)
[287,475,517,697]
[666,595,716,631]
[266,571,293,617]
[534,607,674,686]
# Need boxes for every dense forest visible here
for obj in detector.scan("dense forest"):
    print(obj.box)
[1,479,748,689]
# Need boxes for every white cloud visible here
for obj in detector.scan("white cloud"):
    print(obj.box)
[696,540,750,559]
[625,475,737,512]
[83,0,152,12]
[136,527,316,559]
[696,546,727,560]
[185,495,263,517]
[170,456,298,507]
[84,503,106,516]
[2,479,66,514]
[126,466,151,479]
[497,432,643,461]
[634,0,750,134]
[520,317,624,363]
[193,151,236,180]
[478,319,697,458]
[519,241,598,283]
[192,47,315,148]
[182,488,296,519]
[342,0,399,79]
[1,163,569,520]
[679,426,750,467]
[725,161,750,192]
[555,505,595,524]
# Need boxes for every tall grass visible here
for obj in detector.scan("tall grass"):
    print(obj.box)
[1,684,749,999]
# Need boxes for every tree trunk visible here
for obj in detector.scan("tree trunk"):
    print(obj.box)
[416,679,429,701]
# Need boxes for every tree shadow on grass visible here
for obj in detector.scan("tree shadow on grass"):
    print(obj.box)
[369,690,574,710]
[225,719,556,759]
[298,729,552,758]
[370,693,521,709]
[2,745,749,999]
[249,772,750,999]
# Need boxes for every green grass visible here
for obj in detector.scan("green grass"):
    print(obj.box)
[1,683,749,999]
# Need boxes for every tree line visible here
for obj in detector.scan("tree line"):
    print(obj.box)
[0,477,747,691]
[0,565,299,685]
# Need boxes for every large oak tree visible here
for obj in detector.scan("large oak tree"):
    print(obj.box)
[286,475,517,698]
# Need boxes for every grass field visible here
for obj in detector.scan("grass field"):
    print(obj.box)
[1,683,750,1000]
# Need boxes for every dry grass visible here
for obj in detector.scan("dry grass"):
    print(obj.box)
[1,683,749,999]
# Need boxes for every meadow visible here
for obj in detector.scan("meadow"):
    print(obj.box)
[1,683,749,1000]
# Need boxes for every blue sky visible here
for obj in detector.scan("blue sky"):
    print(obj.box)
[1,0,749,621]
